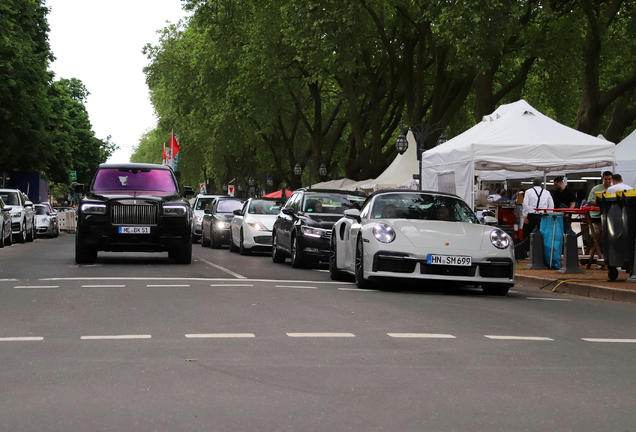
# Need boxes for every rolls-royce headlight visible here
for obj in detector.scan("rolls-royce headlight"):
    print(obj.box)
[163,204,188,216]
[373,223,395,243]
[490,229,510,249]
[301,226,326,238]
[216,221,230,229]
[248,222,268,231]
[81,203,106,214]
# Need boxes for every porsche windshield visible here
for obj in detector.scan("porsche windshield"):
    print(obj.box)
[92,168,177,194]
[371,193,479,223]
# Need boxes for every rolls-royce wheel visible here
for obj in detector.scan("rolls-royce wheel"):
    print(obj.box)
[482,284,510,296]
[228,230,239,252]
[355,236,372,289]
[174,240,192,264]
[75,234,96,264]
[271,232,286,263]
[239,230,251,256]
[329,231,346,280]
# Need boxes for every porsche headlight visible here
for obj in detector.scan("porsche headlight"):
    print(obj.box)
[248,222,268,231]
[490,229,510,249]
[301,226,327,238]
[163,204,188,216]
[373,223,395,243]
[216,221,230,229]
[81,203,106,214]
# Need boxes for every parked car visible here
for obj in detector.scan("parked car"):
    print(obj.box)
[75,163,195,264]
[0,188,35,243]
[329,190,515,295]
[229,198,285,254]
[37,202,59,234]
[201,197,246,248]
[0,197,13,248]
[191,194,229,243]
[34,204,59,238]
[271,189,367,267]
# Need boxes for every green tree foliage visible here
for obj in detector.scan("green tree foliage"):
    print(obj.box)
[140,0,636,189]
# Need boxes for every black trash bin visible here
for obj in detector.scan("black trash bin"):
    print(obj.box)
[598,191,636,280]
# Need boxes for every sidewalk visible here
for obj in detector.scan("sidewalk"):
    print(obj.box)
[515,260,636,304]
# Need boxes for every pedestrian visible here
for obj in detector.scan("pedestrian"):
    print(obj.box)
[552,176,576,232]
[586,171,613,219]
[606,173,633,193]
[522,177,554,239]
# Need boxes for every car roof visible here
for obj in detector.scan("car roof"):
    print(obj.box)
[97,162,171,170]
[298,188,367,196]
[367,189,460,199]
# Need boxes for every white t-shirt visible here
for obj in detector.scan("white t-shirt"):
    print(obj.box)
[607,183,634,193]
[522,186,555,217]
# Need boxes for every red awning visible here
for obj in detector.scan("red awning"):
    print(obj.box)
[262,189,293,198]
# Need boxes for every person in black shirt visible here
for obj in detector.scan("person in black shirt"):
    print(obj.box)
[552,176,576,232]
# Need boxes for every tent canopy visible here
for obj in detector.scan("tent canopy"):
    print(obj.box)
[616,129,636,187]
[358,131,419,190]
[421,100,616,206]
[310,178,357,190]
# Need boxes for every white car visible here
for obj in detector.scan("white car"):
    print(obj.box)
[329,190,515,295]
[34,204,59,238]
[229,198,285,255]
[0,189,35,243]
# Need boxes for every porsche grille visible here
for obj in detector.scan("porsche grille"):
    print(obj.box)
[111,204,158,225]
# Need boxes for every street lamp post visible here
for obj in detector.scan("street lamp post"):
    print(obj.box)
[394,120,448,191]
[294,157,327,189]
[266,174,273,194]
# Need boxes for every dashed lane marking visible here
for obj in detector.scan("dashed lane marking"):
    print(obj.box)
[147,284,191,288]
[0,337,43,342]
[581,338,636,343]
[338,288,379,292]
[485,335,554,341]
[199,259,247,279]
[388,333,456,339]
[210,284,255,287]
[287,333,356,338]
[0,279,18,281]
[186,334,255,338]
[80,335,152,340]
[81,285,126,288]
[275,285,317,289]
[527,297,572,301]
[14,286,58,289]
[38,277,352,284]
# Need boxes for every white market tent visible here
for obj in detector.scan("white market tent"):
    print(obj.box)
[616,129,636,188]
[420,100,616,207]
[309,178,357,190]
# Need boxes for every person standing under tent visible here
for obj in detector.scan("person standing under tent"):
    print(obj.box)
[552,176,576,232]
[607,174,633,193]
[587,171,613,218]
[522,178,554,239]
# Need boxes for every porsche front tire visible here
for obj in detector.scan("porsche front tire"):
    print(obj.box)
[355,236,372,289]
[329,232,346,281]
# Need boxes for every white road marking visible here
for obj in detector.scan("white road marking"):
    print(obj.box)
[485,335,554,341]
[338,288,379,292]
[199,259,247,279]
[0,337,43,342]
[81,335,152,340]
[0,279,18,281]
[275,285,317,289]
[210,284,254,287]
[14,286,58,289]
[39,277,353,284]
[388,333,456,339]
[581,338,636,343]
[81,285,126,288]
[286,333,356,338]
[147,284,191,288]
[185,333,255,338]
[315,270,330,273]
[527,297,572,301]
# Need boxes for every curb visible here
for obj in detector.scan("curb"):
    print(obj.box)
[515,275,636,304]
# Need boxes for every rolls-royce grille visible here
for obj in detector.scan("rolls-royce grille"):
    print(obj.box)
[111,204,158,225]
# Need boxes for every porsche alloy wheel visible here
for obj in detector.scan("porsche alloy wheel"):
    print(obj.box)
[329,231,346,281]
[355,236,371,289]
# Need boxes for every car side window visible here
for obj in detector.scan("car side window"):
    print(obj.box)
[291,193,302,213]
[284,193,298,212]
[360,200,371,220]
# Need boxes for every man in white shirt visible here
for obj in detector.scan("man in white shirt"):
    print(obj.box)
[522,178,555,239]
[606,174,633,193]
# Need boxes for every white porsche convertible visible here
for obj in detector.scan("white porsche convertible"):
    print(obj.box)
[329,190,514,295]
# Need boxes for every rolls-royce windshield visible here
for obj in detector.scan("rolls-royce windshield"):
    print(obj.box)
[92,168,177,194]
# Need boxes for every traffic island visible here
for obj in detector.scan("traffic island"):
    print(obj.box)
[515,260,636,304]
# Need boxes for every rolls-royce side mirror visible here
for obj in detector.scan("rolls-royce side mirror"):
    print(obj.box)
[183,186,195,196]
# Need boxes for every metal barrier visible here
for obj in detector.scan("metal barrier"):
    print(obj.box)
[57,210,76,233]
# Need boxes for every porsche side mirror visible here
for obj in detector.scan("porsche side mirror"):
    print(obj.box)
[344,209,361,223]
[233,209,242,215]
[282,207,294,216]
[183,186,195,196]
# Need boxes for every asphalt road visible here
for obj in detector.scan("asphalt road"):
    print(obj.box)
[1,233,635,431]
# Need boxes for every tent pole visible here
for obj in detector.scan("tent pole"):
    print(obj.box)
[543,171,547,188]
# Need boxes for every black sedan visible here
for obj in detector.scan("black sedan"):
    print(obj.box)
[201,197,246,248]
[75,163,195,264]
[271,188,367,267]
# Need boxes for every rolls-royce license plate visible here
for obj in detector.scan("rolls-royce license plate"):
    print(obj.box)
[427,255,471,266]
[119,227,150,234]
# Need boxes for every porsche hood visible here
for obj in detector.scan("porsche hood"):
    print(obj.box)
[389,220,488,250]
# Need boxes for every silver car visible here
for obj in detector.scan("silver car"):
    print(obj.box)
[0,189,35,243]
